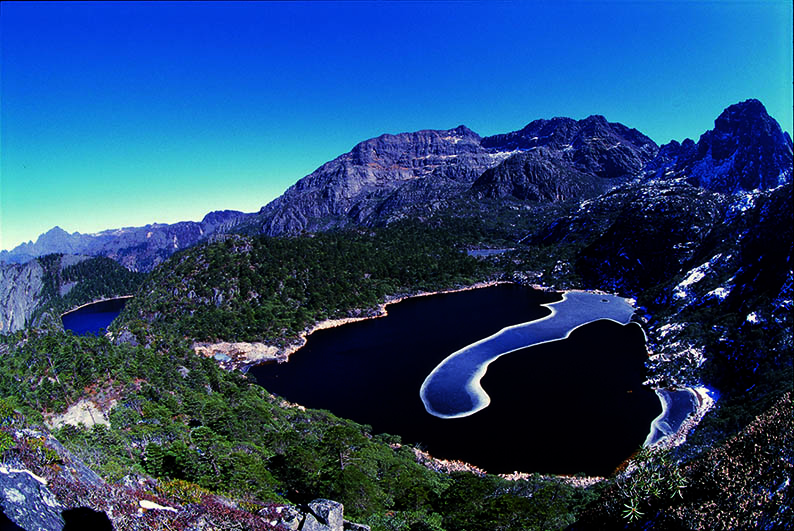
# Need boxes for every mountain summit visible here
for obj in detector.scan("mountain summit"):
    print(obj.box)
[255,125,507,235]
[649,99,793,193]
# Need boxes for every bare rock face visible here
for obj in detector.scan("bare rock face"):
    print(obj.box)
[574,183,726,295]
[256,126,511,235]
[480,114,659,180]
[298,499,370,531]
[256,115,659,234]
[470,148,611,202]
[302,499,345,531]
[0,260,44,334]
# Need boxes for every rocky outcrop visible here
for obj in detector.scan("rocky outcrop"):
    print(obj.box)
[573,182,727,296]
[0,254,139,334]
[297,499,370,531]
[0,421,366,531]
[0,465,64,530]
[256,115,659,234]
[0,260,45,334]
[481,114,658,180]
[470,148,611,202]
[647,99,793,193]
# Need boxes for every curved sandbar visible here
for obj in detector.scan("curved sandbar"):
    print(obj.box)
[643,387,713,448]
[420,291,639,418]
[643,389,697,447]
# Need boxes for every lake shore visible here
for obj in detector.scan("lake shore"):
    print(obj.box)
[60,295,134,318]
[193,279,514,371]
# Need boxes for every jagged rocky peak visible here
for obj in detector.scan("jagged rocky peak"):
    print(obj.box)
[200,210,245,232]
[470,148,609,202]
[649,98,793,193]
[18,226,85,256]
[347,124,484,164]
[256,114,664,235]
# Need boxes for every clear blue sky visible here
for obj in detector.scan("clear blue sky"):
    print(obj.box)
[2,1,792,250]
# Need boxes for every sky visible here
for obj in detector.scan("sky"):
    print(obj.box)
[1,1,792,251]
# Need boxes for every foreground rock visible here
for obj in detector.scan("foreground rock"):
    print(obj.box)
[0,420,369,531]
[0,465,64,530]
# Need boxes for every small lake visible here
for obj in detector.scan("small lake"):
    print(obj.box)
[61,298,129,335]
[251,285,659,476]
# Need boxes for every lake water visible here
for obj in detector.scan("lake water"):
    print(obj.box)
[61,298,129,335]
[251,285,659,476]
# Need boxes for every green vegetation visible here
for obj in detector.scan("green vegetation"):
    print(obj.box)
[615,448,687,522]
[1,186,789,528]
[0,329,594,529]
[119,220,498,343]
[577,392,792,529]
[118,211,590,345]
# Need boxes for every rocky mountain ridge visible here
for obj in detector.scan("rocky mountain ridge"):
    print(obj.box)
[252,114,662,235]
[0,255,92,334]
[3,100,789,272]
[645,99,793,192]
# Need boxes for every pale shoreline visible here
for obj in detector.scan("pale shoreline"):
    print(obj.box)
[644,386,714,450]
[60,295,134,318]
[420,291,638,419]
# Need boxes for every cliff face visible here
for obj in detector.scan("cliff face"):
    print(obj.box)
[480,114,658,177]
[0,261,45,334]
[0,254,143,334]
[470,148,611,202]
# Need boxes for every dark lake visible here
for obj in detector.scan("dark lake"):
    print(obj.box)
[61,298,129,336]
[251,284,660,476]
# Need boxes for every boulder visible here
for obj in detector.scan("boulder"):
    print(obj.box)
[0,466,64,530]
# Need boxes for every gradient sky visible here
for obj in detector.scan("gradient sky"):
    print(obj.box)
[1,1,792,251]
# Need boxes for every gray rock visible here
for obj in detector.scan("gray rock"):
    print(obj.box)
[113,329,139,347]
[302,499,345,531]
[481,114,658,180]
[0,467,64,531]
[0,260,44,334]
[343,521,371,531]
[255,126,511,236]
[471,148,611,202]
[0,211,247,273]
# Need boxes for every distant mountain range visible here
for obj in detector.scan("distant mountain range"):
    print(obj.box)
[1,99,791,274]
[1,210,245,271]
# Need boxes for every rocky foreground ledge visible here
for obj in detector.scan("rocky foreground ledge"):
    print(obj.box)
[0,425,370,531]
